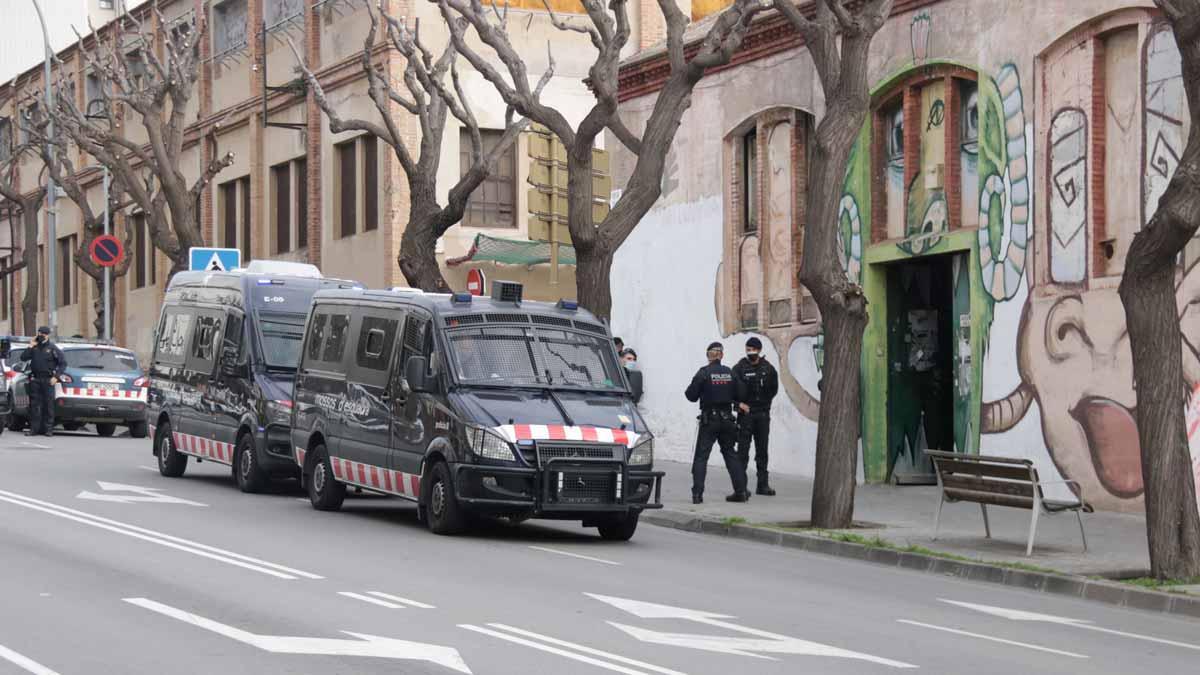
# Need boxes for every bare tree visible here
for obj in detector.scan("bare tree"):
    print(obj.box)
[0,108,46,334]
[291,7,529,292]
[1117,0,1200,580]
[772,0,894,528]
[438,0,765,319]
[50,8,233,279]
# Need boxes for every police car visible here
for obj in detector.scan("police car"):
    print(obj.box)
[9,340,148,437]
[290,281,663,540]
[148,261,362,491]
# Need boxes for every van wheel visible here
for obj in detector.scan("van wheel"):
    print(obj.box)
[156,421,187,477]
[596,512,640,541]
[425,462,467,535]
[96,423,117,437]
[235,435,269,493]
[308,445,345,511]
[129,421,149,439]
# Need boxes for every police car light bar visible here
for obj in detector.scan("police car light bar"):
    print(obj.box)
[244,260,323,278]
[556,299,579,311]
[451,292,473,304]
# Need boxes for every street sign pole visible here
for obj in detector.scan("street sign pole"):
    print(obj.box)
[103,168,111,342]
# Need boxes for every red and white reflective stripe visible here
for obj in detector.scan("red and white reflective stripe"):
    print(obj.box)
[56,385,147,401]
[328,455,421,501]
[494,424,638,447]
[293,446,307,467]
[171,430,234,465]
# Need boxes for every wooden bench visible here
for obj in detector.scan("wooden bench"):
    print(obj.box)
[925,450,1093,556]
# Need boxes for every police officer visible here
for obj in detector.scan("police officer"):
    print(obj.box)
[733,337,779,495]
[685,342,750,504]
[21,326,66,437]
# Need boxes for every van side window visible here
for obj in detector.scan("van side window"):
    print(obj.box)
[400,314,427,372]
[305,313,327,363]
[322,312,351,364]
[356,316,398,371]
[189,313,222,372]
[223,312,244,363]
[155,308,193,365]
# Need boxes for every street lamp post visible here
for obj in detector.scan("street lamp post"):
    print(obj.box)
[30,0,56,336]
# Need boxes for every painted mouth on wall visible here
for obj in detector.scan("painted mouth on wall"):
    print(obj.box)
[1069,396,1144,498]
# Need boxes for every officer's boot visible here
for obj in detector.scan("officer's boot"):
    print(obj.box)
[692,492,703,505]
[725,492,749,503]
[756,474,776,496]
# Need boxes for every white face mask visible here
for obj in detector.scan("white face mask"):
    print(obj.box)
[623,359,637,370]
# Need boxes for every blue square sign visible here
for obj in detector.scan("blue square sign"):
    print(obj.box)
[189,247,242,272]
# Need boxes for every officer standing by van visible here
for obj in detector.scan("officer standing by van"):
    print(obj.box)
[21,326,66,437]
[733,337,779,495]
[685,342,750,504]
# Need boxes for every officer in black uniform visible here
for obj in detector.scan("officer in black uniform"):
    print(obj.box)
[685,342,750,504]
[21,326,66,437]
[733,337,780,495]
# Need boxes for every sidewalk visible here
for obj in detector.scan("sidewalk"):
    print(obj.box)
[648,459,1151,578]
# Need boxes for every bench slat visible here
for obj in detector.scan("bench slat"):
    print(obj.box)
[942,474,1035,498]
[943,488,1035,510]
[932,458,1035,482]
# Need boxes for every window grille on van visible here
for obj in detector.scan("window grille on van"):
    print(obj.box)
[531,315,572,328]
[572,320,607,335]
[485,313,529,324]
[444,314,485,327]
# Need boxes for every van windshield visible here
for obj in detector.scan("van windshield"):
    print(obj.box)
[258,312,308,370]
[446,325,624,391]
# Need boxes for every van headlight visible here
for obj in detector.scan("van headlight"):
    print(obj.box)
[628,437,653,466]
[266,399,293,426]
[468,426,516,462]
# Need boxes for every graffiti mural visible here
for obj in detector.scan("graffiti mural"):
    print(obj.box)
[1048,108,1088,284]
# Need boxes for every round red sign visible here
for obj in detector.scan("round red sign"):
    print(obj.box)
[90,234,125,268]
[466,268,487,296]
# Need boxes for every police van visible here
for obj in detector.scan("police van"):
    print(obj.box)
[148,261,361,491]
[290,281,662,540]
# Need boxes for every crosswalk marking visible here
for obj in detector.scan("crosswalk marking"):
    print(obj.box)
[367,591,436,609]
[338,591,406,609]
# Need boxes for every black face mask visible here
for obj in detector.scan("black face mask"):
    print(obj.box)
[747,352,760,362]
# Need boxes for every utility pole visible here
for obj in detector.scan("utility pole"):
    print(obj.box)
[31,0,56,335]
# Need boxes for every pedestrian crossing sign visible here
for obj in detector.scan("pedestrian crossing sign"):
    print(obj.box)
[189,247,241,273]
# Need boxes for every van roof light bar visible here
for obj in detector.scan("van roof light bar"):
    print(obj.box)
[556,299,579,311]
[451,292,473,305]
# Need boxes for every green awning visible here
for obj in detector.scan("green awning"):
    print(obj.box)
[446,233,576,267]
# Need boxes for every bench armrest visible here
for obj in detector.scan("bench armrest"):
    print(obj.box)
[1036,479,1081,489]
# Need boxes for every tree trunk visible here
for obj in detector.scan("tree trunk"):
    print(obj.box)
[1116,2,1200,579]
[398,213,453,293]
[20,204,39,335]
[575,247,614,320]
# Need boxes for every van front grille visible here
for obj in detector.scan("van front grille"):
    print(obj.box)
[556,472,615,504]
[537,443,624,466]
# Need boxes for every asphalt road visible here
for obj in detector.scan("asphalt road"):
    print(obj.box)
[1,431,1197,675]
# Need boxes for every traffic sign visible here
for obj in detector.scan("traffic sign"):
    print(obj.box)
[466,268,487,296]
[90,235,124,268]
[189,247,241,272]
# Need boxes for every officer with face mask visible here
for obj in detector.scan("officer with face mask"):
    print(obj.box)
[685,342,750,503]
[21,326,66,437]
[733,337,779,495]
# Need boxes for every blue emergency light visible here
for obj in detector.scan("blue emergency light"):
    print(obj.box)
[451,292,473,305]
[556,299,579,311]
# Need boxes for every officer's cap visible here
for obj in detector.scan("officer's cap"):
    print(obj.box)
[746,337,763,350]
[36,325,50,335]
[706,341,723,352]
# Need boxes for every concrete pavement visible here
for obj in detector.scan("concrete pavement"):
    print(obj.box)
[0,432,1196,674]
[654,459,1151,578]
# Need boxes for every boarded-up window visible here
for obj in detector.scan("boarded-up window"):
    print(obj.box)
[337,139,356,238]
[296,158,308,248]
[57,236,76,308]
[213,0,248,56]
[240,176,251,263]
[220,180,238,249]
[273,162,291,254]
[364,136,378,232]
[742,129,757,233]
[133,213,154,289]
[461,129,516,228]
[0,256,10,321]
[1100,26,1140,276]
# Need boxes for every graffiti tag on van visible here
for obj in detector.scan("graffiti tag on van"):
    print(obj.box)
[313,393,369,418]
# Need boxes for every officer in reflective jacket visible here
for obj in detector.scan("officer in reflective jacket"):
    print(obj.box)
[685,342,750,504]
[21,326,66,437]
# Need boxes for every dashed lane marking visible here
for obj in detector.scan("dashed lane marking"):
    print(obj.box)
[528,546,621,566]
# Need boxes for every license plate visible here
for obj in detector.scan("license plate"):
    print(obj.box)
[86,383,119,391]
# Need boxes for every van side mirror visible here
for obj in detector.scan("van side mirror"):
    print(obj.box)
[405,356,432,393]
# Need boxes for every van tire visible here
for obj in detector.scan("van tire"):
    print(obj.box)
[596,512,639,541]
[425,462,467,535]
[235,434,269,493]
[129,421,149,439]
[156,421,187,477]
[308,445,345,511]
[96,423,117,437]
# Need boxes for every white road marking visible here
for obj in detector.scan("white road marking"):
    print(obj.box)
[942,598,1200,651]
[338,591,405,609]
[591,593,916,668]
[367,591,436,609]
[486,624,687,675]
[461,624,656,675]
[0,644,60,675]
[137,465,159,472]
[897,620,1088,658]
[18,442,50,449]
[528,546,621,566]
[76,481,207,506]
[0,489,322,580]
[128,598,471,672]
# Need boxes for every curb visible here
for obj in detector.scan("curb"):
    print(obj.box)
[641,509,1200,620]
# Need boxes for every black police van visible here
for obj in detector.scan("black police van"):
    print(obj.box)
[148,260,361,492]
[290,281,662,540]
